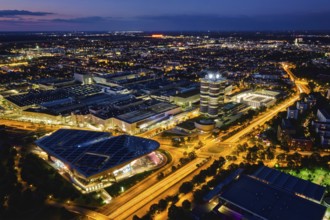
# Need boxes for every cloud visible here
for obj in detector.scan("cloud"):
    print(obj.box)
[52,16,109,23]
[0,11,329,31]
[0,10,53,17]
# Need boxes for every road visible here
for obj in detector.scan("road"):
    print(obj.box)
[223,95,299,143]
[97,155,176,213]
[133,158,214,220]
[103,158,205,219]
[282,63,310,94]
[219,63,309,144]
[47,200,110,220]
[0,118,61,132]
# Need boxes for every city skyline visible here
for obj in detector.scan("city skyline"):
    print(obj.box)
[0,0,330,31]
[0,1,329,219]
[0,29,329,219]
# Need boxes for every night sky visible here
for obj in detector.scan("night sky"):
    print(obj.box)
[0,0,329,31]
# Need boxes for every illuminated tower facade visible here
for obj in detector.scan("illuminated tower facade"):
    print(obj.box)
[200,72,228,118]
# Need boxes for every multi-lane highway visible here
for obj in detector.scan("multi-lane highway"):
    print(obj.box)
[220,64,309,144]
[282,63,310,94]
[103,158,205,219]
[223,95,299,143]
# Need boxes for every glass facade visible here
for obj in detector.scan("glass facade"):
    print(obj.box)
[200,73,228,118]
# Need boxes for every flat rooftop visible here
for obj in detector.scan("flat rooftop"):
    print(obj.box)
[116,102,178,124]
[243,94,273,103]
[255,89,281,97]
[220,175,326,220]
[6,85,103,107]
[253,166,326,202]
[36,129,160,178]
[174,89,200,98]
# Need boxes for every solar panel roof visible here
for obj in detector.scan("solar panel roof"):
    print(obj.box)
[253,166,326,202]
[220,175,326,220]
[35,129,160,178]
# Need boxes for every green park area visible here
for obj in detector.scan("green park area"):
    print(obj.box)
[284,167,330,188]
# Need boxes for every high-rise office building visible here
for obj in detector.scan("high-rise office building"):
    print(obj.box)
[287,106,299,120]
[200,72,229,118]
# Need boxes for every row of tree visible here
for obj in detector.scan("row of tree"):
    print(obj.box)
[136,157,226,219]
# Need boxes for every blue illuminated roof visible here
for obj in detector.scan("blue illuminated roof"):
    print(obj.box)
[220,175,326,220]
[35,129,160,178]
[253,166,326,202]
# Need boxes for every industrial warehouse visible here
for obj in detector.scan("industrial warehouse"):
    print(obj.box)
[35,129,164,193]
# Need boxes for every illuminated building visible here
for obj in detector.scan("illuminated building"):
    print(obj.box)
[200,72,230,118]
[151,34,164,38]
[287,106,299,120]
[35,129,164,193]
[231,90,279,109]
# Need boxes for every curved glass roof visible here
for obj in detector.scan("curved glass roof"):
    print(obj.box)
[36,129,160,178]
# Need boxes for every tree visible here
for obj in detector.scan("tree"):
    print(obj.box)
[141,213,152,220]
[179,157,188,165]
[133,215,141,220]
[299,93,308,100]
[287,160,296,169]
[179,182,194,194]
[192,172,206,184]
[292,152,302,163]
[266,151,275,160]
[171,138,180,147]
[149,204,159,216]
[276,153,286,162]
[182,200,191,210]
[157,172,165,180]
[171,165,177,172]
[168,205,193,220]
[158,199,168,212]
[188,151,196,160]
[308,82,316,92]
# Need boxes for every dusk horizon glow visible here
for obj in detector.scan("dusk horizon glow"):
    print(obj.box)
[0,0,330,31]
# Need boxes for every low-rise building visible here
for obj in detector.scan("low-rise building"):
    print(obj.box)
[170,89,200,107]
[296,101,309,112]
[213,166,327,220]
[232,89,280,109]
[288,136,313,151]
[277,119,297,141]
